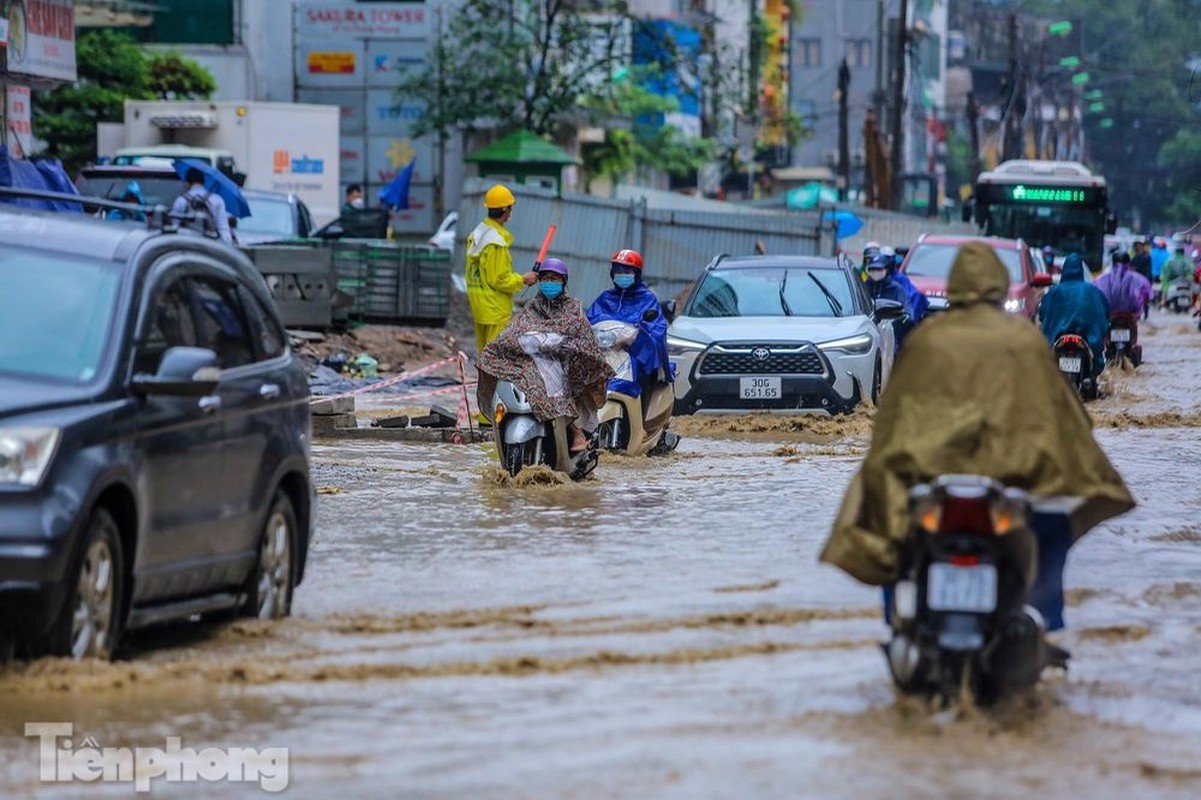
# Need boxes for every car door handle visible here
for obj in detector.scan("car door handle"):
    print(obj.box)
[259,383,282,400]
[198,395,222,414]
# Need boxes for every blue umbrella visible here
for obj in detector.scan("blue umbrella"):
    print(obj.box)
[172,158,251,218]
[822,209,864,239]
[378,157,416,210]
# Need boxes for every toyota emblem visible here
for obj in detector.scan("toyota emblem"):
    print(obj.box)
[752,347,771,361]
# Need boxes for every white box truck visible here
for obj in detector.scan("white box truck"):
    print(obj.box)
[117,101,341,226]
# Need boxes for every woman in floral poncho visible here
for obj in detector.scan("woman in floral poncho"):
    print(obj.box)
[476,258,613,452]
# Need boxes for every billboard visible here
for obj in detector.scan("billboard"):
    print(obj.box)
[296,2,429,41]
[297,88,367,136]
[2,0,77,83]
[366,135,434,185]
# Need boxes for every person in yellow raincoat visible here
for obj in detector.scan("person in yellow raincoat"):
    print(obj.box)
[465,184,537,352]
[821,241,1134,634]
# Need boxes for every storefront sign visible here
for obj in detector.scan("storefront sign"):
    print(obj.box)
[297,2,429,41]
[3,0,77,83]
[307,50,356,75]
[5,84,33,157]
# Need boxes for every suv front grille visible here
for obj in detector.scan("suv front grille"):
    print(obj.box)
[698,346,825,376]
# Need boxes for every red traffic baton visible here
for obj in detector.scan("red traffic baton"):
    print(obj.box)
[532,224,557,272]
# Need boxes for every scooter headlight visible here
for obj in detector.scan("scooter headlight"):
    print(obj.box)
[493,404,506,426]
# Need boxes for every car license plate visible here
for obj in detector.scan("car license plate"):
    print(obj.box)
[1110,329,1131,342]
[1058,356,1082,373]
[927,563,998,613]
[740,377,781,400]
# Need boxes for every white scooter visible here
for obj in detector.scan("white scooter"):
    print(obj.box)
[1163,278,1194,314]
[592,319,679,457]
[489,332,599,480]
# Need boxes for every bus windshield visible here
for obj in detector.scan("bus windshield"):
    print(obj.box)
[983,204,1103,267]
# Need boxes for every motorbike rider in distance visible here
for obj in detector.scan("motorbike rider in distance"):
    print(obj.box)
[1161,242,1194,307]
[476,258,613,454]
[1038,253,1110,380]
[1094,250,1154,319]
[586,249,672,398]
[1041,245,1056,273]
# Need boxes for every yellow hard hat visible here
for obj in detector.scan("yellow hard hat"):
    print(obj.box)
[484,184,515,209]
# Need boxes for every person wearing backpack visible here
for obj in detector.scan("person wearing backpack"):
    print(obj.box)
[170,167,233,244]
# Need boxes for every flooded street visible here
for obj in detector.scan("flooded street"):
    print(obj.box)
[2,313,1200,799]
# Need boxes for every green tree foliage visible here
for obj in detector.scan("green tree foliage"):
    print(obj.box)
[1157,128,1201,223]
[580,72,716,188]
[34,31,214,173]
[397,0,714,188]
[397,0,633,139]
[1025,0,1201,227]
[146,51,216,100]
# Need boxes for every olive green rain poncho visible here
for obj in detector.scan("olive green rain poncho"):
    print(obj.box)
[821,242,1135,585]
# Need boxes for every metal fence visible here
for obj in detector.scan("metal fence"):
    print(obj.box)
[455,179,828,306]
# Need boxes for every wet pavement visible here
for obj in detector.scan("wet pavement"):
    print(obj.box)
[1,312,1200,798]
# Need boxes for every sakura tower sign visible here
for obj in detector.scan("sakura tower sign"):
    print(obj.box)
[295,1,434,233]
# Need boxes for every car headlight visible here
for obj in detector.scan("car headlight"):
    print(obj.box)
[817,334,874,354]
[1004,297,1026,313]
[666,335,706,356]
[0,428,61,488]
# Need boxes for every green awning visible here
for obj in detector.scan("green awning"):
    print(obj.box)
[465,130,577,166]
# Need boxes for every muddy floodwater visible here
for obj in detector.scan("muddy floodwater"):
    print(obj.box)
[2,315,1200,799]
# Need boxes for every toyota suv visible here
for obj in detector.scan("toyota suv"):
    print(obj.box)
[899,234,1052,318]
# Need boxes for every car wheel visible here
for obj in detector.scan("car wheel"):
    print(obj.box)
[48,508,125,660]
[242,491,297,620]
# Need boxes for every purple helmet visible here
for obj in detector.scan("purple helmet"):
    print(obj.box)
[539,257,569,281]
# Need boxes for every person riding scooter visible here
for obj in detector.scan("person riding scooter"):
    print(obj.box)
[1094,250,1153,318]
[822,242,1134,679]
[587,249,678,455]
[476,258,613,454]
[586,249,671,397]
[1038,253,1109,380]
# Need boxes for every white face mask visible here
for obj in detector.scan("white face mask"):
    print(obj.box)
[868,269,887,282]
[350,197,365,210]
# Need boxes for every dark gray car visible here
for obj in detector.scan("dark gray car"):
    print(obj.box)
[0,204,313,660]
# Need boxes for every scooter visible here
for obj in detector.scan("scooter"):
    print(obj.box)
[885,475,1056,706]
[592,319,680,457]
[1052,333,1098,400]
[1104,313,1142,367]
[489,332,599,481]
[1164,278,1193,313]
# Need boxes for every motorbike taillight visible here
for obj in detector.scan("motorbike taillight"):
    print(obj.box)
[937,496,995,535]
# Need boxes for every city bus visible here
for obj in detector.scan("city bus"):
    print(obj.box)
[963,160,1116,272]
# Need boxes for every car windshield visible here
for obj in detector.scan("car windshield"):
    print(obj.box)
[688,267,855,318]
[905,243,1023,282]
[78,172,186,207]
[0,247,122,384]
[240,197,295,236]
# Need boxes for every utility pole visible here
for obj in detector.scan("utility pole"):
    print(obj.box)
[433,8,446,221]
[872,0,885,122]
[837,59,851,202]
[966,91,981,183]
[1003,11,1019,161]
[889,0,909,210]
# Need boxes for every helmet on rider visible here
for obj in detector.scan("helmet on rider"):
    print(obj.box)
[866,253,893,280]
[538,257,568,282]
[610,249,642,290]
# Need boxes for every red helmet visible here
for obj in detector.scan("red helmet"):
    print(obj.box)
[610,249,643,270]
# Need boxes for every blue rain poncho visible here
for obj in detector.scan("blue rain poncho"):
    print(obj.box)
[586,281,670,397]
[1038,254,1109,373]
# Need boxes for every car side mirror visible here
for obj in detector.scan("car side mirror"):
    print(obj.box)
[1032,273,1054,288]
[661,299,677,322]
[132,347,221,396]
[316,223,345,240]
[873,298,905,320]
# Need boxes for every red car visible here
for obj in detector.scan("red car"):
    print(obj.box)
[899,235,1053,319]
